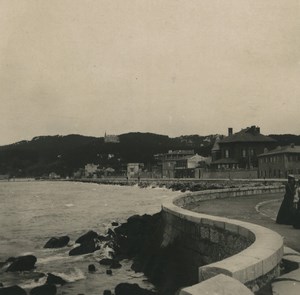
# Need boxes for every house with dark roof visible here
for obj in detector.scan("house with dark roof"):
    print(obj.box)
[211,126,277,170]
[258,144,300,178]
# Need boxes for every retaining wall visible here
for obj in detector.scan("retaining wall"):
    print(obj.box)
[161,185,285,294]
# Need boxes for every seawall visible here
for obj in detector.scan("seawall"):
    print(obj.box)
[161,185,285,294]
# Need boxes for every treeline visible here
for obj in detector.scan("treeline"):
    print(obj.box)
[0,133,215,177]
[0,133,299,178]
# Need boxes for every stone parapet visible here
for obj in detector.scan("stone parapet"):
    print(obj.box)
[162,185,284,293]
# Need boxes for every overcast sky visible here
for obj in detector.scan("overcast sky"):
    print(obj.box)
[0,0,299,145]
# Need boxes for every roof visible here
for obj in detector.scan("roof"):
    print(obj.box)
[220,126,276,144]
[258,145,300,157]
[212,137,221,151]
[175,154,207,161]
[211,158,239,164]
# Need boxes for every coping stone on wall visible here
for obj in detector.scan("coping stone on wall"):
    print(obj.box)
[162,185,284,287]
[180,274,254,295]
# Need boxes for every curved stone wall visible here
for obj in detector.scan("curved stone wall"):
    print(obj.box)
[162,186,284,294]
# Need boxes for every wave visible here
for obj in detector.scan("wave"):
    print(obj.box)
[19,268,85,289]
[51,268,86,283]
[20,276,47,289]
[37,254,68,264]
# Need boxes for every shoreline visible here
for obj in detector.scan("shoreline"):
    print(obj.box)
[0,179,287,294]
[70,177,285,193]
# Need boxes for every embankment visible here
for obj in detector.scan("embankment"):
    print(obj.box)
[110,185,284,294]
[162,185,285,294]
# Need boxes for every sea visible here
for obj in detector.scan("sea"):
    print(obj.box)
[0,180,178,294]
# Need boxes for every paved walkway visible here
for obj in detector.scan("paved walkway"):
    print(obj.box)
[189,192,300,252]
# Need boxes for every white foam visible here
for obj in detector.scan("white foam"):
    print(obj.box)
[52,268,86,283]
[65,203,74,207]
[20,276,47,289]
[37,254,68,264]
[20,252,35,256]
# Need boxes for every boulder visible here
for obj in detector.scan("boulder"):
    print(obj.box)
[106,269,112,275]
[115,283,156,295]
[6,255,37,272]
[99,258,114,266]
[0,285,26,295]
[70,230,101,255]
[46,273,66,285]
[107,229,116,238]
[88,264,96,272]
[103,290,112,295]
[75,230,99,244]
[110,260,122,269]
[44,236,70,248]
[30,284,56,295]
[69,240,100,256]
[111,222,119,227]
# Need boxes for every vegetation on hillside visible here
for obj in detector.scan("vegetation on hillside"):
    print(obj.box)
[0,133,298,178]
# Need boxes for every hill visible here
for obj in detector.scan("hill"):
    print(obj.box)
[1,132,299,178]
[0,133,216,177]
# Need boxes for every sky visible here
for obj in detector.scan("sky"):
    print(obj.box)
[0,0,299,145]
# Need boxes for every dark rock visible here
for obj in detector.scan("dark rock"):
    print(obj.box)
[6,255,37,272]
[44,236,70,248]
[0,285,26,295]
[113,214,154,258]
[75,230,99,244]
[69,240,100,256]
[0,283,3,287]
[88,264,96,272]
[5,257,16,263]
[103,290,112,295]
[32,272,46,282]
[107,229,116,238]
[115,283,156,295]
[106,269,112,275]
[98,235,109,242]
[46,273,66,285]
[30,284,56,295]
[70,230,101,255]
[110,260,122,269]
[111,222,119,226]
[99,258,114,265]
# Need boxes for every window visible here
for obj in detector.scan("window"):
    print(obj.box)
[225,149,229,158]
[242,149,246,158]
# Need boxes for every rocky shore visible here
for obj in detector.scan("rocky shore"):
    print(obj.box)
[0,211,196,295]
[76,177,278,192]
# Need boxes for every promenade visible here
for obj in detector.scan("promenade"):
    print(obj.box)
[189,192,300,252]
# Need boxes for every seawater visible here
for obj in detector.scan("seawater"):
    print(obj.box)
[0,181,177,294]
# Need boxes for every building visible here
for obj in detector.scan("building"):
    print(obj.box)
[154,150,195,161]
[104,132,120,143]
[211,136,222,162]
[155,150,195,178]
[127,163,144,179]
[49,172,60,179]
[175,154,211,178]
[211,126,276,170]
[84,163,99,177]
[155,150,210,178]
[258,144,300,179]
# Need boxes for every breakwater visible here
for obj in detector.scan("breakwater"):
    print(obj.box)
[73,177,284,192]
